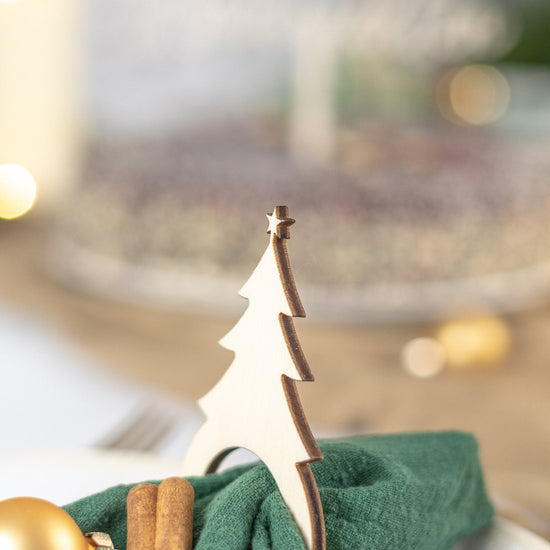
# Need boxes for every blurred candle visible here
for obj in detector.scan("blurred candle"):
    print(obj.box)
[289,11,337,166]
[0,0,86,213]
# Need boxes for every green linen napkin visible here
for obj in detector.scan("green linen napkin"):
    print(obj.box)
[64,431,493,549]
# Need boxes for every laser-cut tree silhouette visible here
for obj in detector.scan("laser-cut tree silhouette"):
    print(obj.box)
[183,205,325,549]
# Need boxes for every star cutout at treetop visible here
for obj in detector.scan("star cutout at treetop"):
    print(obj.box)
[266,206,295,239]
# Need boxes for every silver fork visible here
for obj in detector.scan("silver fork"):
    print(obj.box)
[96,404,179,452]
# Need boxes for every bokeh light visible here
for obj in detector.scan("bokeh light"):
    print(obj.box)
[437,64,510,126]
[437,315,510,369]
[0,164,37,220]
[401,337,446,378]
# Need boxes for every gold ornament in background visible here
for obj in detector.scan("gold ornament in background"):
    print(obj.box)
[0,497,89,550]
[437,64,510,126]
[437,315,510,369]
[401,337,446,378]
[402,314,511,377]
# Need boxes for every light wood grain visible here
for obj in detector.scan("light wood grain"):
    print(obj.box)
[182,206,325,550]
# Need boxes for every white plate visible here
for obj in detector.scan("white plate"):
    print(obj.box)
[0,450,548,549]
[0,303,152,450]
[0,302,202,455]
[0,449,179,505]
[457,518,550,550]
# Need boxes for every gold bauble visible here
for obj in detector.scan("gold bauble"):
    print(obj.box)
[0,497,88,550]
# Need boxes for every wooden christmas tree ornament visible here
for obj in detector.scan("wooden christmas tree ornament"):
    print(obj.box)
[183,205,325,550]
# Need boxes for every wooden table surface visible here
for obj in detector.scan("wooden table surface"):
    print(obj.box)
[2,217,549,540]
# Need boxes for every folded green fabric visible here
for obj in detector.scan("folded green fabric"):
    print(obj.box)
[64,431,493,550]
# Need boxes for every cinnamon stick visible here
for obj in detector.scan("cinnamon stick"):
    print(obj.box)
[127,483,158,550]
[155,477,194,550]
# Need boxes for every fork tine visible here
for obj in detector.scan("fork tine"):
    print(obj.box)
[96,406,150,450]
[124,408,177,452]
[97,405,177,452]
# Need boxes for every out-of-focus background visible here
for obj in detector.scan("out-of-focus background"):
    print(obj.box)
[1,0,549,541]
